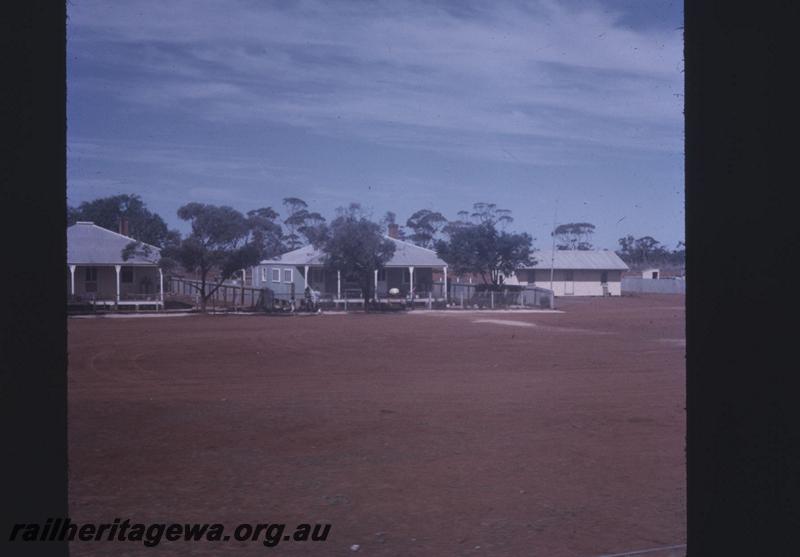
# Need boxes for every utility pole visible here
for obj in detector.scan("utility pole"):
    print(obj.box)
[550,198,558,292]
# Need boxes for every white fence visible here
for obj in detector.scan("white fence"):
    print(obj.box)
[622,277,686,295]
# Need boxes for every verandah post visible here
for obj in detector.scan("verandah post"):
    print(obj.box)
[114,264,121,309]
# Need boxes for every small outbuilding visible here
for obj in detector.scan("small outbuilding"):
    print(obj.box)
[514,250,629,297]
[67,221,164,309]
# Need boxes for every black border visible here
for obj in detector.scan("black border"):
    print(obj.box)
[1,2,68,556]
[686,1,799,555]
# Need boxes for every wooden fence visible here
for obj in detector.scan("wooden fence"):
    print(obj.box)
[168,277,265,309]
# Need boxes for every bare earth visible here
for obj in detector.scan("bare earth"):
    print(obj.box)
[68,294,685,557]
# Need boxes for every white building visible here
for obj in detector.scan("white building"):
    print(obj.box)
[67,221,164,310]
[514,250,629,297]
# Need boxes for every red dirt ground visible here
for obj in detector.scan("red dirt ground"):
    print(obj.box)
[68,294,685,557]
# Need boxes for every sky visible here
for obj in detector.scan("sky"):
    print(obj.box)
[67,0,684,251]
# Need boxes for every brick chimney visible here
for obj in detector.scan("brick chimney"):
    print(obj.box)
[387,223,400,239]
[119,217,130,237]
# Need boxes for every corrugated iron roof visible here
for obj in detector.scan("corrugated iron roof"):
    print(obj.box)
[261,236,448,268]
[67,222,161,266]
[523,250,629,270]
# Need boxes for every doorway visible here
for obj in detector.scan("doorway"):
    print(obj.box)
[564,270,575,295]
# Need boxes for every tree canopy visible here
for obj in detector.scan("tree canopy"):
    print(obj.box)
[436,211,535,286]
[313,204,396,308]
[616,235,676,266]
[553,222,596,250]
[246,207,284,260]
[405,209,447,248]
[281,197,326,250]
[469,202,513,227]
[163,203,261,311]
[68,194,177,248]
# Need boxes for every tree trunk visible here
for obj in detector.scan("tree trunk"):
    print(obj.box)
[199,271,208,312]
[363,274,370,311]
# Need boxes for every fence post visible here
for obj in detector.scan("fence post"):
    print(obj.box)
[491,291,494,309]
[460,291,464,309]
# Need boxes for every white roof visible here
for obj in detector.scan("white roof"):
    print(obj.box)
[261,236,447,268]
[523,250,629,271]
[67,222,161,266]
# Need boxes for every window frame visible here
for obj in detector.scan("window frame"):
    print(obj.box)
[271,268,281,283]
[283,268,293,283]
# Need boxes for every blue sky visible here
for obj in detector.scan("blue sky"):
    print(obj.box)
[67,0,684,251]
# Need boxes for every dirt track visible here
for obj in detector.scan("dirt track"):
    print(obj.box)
[68,295,685,557]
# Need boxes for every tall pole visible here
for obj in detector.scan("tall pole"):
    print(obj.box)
[549,198,558,292]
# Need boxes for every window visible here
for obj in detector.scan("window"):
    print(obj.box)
[377,269,386,281]
[271,268,280,282]
[260,267,267,282]
[85,267,98,293]
[283,268,293,283]
[402,269,410,283]
[121,267,134,283]
[601,271,608,284]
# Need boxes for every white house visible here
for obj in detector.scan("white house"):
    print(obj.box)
[67,221,164,309]
[514,250,629,296]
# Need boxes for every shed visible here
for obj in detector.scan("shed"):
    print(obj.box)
[514,250,629,296]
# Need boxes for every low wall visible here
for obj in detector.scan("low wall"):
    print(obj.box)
[622,277,686,294]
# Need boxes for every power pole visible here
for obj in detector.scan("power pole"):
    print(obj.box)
[550,198,558,292]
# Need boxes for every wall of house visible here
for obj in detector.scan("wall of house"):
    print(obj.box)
[519,269,622,297]
[383,267,433,296]
[252,264,440,298]
[68,265,160,300]
[253,264,306,298]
